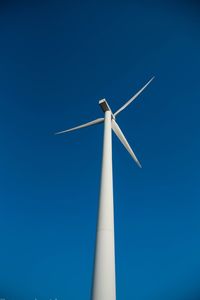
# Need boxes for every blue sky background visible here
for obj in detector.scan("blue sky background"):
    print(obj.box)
[0,1,200,299]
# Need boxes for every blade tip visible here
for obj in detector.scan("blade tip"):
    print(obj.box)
[54,131,64,135]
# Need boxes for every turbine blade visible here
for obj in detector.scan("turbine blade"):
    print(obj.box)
[112,119,142,168]
[55,117,104,135]
[114,76,155,117]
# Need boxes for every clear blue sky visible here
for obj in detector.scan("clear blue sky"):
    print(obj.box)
[0,1,200,299]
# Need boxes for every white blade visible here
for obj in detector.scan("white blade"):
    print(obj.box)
[112,119,142,168]
[114,76,155,117]
[55,117,104,135]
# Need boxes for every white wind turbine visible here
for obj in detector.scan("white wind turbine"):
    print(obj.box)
[55,76,154,300]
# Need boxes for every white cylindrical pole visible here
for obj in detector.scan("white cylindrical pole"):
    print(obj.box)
[91,110,116,300]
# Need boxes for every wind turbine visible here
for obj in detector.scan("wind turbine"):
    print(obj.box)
[55,76,154,300]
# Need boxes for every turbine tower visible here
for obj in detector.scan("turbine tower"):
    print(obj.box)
[55,77,154,300]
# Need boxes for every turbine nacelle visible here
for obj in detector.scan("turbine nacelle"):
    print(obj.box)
[99,99,115,120]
